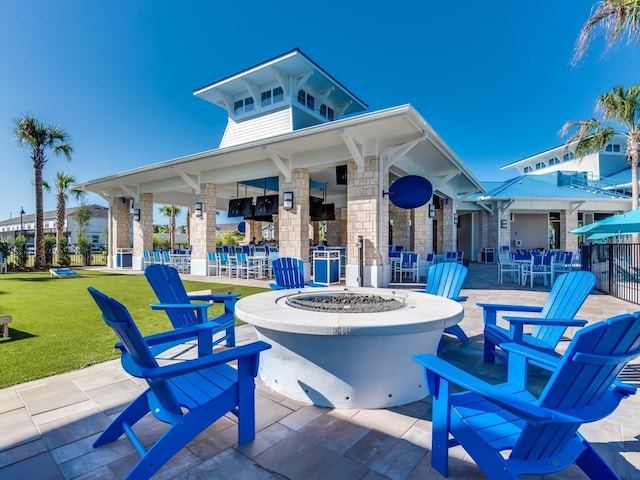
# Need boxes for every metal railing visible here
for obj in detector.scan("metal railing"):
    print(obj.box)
[5,251,108,269]
[581,243,640,304]
[562,172,631,199]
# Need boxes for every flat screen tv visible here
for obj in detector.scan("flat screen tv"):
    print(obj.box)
[227,197,253,218]
[310,196,324,221]
[251,194,279,222]
[318,203,336,221]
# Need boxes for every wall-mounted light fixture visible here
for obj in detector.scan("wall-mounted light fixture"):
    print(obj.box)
[428,204,435,218]
[133,208,141,222]
[500,219,508,228]
[194,202,203,217]
[453,213,458,225]
[283,191,294,210]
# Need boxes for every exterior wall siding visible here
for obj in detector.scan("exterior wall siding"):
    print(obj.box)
[220,107,291,148]
[292,106,322,131]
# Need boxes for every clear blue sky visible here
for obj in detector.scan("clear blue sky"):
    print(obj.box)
[2,1,639,224]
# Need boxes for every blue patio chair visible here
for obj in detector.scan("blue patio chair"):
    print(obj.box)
[478,270,597,365]
[87,287,270,480]
[145,264,239,351]
[269,257,323,289]
[413,311,640,479]
[424,262,469,344]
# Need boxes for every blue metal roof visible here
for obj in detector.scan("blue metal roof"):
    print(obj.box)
[476,172,631,200]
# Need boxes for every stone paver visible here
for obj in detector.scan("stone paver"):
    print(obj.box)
[1,263,640,479]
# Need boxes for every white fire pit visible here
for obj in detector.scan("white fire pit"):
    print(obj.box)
[235,287,464,409]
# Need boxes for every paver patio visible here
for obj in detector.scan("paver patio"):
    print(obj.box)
[1,263,639,479]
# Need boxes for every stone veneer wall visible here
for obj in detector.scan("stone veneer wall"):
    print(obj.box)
[347,156,387,276]
[278,169,310,261]
[561,209,579,252]
[413,203,432,259]
[390,203,411,249]
[190,183,216,260]
[132,193,153,257]
[112,197,131,252]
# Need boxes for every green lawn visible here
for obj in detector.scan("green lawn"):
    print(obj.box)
[0,270,269,389]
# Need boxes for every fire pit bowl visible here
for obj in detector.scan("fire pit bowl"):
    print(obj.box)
[235,287,464,409]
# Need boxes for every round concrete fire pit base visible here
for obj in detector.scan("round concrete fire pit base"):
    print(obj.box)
[235,287,464,409]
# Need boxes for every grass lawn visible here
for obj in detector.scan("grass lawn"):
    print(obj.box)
[0,270,269,389]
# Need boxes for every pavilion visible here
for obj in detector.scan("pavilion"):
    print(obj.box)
[74,48,484,287]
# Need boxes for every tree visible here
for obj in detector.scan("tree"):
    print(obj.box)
[43,171,85,259]
[73,204,93,265]
[572,0,640,65]
[562,84,640,233]
[13,115,72,269]
[158,205,181,251]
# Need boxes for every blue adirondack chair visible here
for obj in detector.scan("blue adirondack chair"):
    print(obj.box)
[424,262,469,344]
[87,287,270,480]
[414,311,640,479]
[478,270,597,364]
[269,257,323,289]
[145,264,239,352]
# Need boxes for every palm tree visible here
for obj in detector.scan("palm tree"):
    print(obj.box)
[43,171,85,258]
[13,115,72,269]
[572,0,640,65]
[158,205,181,251]
[562,84,640,230]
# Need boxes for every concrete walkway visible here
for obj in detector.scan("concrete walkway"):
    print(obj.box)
[1,263,640,479]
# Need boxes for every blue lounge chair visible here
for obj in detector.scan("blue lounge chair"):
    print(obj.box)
[478,270,597,364]
[87,287,270,480]
[414,311,640,479]
[269,257,323,289]
[424,262,469,344]
[145,264,239,352]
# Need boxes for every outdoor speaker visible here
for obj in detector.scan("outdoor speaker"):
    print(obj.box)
[336,165,347,185]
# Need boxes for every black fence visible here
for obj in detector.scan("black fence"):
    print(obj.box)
[5,251,108,269]
[581,243,640,305]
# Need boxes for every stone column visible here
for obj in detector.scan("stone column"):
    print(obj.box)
[132,193,153,270]
[246,219,261,243]
[414,203,431,281]
[190,183,217,276]
[279,169,311,279]
[561,209,579,252]
[325,216,342,246]
[346,156,387,287]
[440,199,456,253]
[111,197,132,267]
[390,204,411,249]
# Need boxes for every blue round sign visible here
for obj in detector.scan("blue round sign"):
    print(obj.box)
[237,221,246,233]
[388,175,433,209]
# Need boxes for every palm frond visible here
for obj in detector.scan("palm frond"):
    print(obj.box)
[572,0,640,65]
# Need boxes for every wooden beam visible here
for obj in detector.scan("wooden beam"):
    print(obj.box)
[264,147,291,181]
[177,171,200,194]
[339,130,364,172]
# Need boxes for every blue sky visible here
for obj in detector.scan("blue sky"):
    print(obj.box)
[2,1,640,224]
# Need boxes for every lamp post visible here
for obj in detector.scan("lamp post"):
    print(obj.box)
[20,207,24,234]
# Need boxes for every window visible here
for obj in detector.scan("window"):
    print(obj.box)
[606,144,621,152]
[549,157,560,166]
[234,100,243,116]
[261,90,271,107]
[524,166,533,173]
[563,152,574,161]
[297,89,315,112]
[320,104,335,120]
[234,97,255,115]
[273,86,283,103]
[244,96,254,112]
[535,161,546,170]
